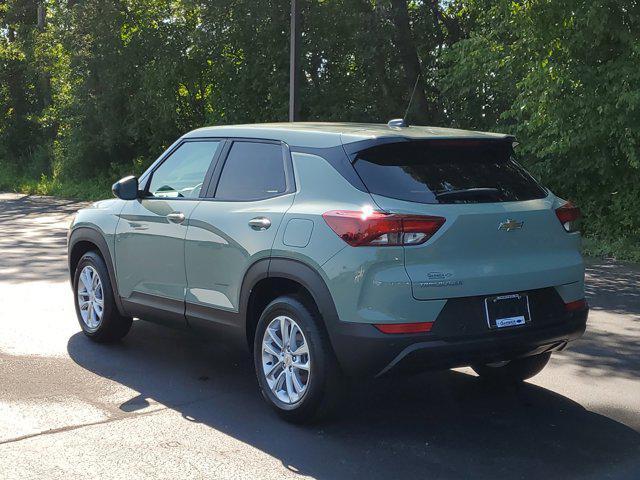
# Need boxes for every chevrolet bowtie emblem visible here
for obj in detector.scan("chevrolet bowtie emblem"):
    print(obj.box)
[498,219,524,231]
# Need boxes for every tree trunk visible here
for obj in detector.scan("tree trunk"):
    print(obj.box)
[289,0,302,121]
[368,2,399,117]
[388,0,431,123]
[35,2,51,106]
[37,2,46,30]
[426,0,464,45]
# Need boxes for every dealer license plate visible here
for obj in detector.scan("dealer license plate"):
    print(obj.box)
[484,293,531,329]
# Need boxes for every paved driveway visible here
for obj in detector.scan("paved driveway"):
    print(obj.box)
[0,193,639,479]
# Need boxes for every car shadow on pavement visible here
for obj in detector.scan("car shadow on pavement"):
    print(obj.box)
[67,322,640,480]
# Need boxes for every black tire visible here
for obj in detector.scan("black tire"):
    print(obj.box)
[73,251,132,343]
[253,295,342,424]
[472,352,551,383]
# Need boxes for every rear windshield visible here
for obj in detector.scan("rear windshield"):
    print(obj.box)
[353,140,547,204]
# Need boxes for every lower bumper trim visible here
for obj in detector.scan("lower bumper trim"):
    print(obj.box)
[328,309,588,378]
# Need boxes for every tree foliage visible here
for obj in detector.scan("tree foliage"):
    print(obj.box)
[1,0,639,254]
[438,0,640,244]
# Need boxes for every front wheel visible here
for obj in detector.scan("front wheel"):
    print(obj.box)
[472,352,551,383]
[253,295,342,423]
[73,251,132,343]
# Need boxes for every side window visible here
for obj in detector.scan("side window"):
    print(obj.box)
[148,141,220,198]
[215,142,287,201]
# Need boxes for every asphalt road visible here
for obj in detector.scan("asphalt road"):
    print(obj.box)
[0,192,639,480]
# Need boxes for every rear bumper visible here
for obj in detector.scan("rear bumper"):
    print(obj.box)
[329,308,588,378]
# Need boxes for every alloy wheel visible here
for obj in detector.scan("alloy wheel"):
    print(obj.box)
[77,265,104,331]
[261,315,311,404]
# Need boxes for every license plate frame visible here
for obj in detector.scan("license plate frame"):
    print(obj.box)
[484,293,531,330]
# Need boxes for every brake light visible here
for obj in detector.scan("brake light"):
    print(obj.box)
[374,322,434,334]
[322,209,445,247]
[555,201,581,233]
[565,299,587,312]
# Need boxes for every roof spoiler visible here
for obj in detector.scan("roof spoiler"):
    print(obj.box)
[344,135,518,157]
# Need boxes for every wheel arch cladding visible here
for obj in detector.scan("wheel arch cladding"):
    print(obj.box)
[68,227,126,316]
[244,258,341,351]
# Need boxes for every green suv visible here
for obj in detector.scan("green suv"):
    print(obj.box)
[67,122,588,422]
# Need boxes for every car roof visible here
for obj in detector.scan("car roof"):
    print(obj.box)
[183,122,514,148]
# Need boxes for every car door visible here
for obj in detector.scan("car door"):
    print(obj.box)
[184,139,295,329]
[115,139,223,326]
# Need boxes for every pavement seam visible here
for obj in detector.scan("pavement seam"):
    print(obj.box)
[0,408,168,446]
[0,395,215,447]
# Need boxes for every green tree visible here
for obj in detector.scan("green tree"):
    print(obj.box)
[438,0,640,246]
[0,0,51,174]
[0,0,638,257]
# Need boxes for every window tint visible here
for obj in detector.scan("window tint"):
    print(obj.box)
[148,141,220,198]
[215,142,287,201]
[354,141,547,204]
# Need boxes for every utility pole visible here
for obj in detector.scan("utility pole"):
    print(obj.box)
[36,1,51,107]
[37,1,46,30]
[289,0,301,122]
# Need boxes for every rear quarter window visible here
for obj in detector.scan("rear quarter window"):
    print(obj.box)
[353,140,547,204]
[214,141,288,201]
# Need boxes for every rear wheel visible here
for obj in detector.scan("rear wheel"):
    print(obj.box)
[73,251,132,343]
[253,295,342,423]
[472,352,551,383]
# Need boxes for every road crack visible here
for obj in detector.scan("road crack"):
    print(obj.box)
[0,395,215,446]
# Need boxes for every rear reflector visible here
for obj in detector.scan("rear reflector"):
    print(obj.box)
[565,299,587,311]
[322,209,445,247]
[555,201,581,233]
[373,322,434,334]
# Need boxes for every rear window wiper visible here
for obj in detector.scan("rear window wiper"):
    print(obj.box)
[435,187,501,201]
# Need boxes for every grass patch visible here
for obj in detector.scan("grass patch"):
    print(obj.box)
[1,173,112,202]
[0,156,123,202]
[0,164,112,202]
[582,235,640,263]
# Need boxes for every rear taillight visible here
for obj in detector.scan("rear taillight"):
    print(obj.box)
[555,201,581,233]
[373,322,434,334]
[322,209,445,247]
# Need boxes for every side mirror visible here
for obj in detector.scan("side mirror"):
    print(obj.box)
[112,175,139,200]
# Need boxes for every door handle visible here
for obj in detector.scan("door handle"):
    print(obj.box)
[248,217,271,231]
[166,212,186,224]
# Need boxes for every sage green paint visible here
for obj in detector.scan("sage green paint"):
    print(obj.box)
[185,122,513,149]
[184,193,295,313]
[270,151,370,266]
[114,198,200,301]
[70,198,126,272]
[322,247,447,324]
[369,193,584,302]
[282,219,314,248]
[70,122,585,329]
[271,151,447,325]
[554,281,585,304]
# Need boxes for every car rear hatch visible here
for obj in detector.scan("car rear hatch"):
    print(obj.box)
[352,139,584,301]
